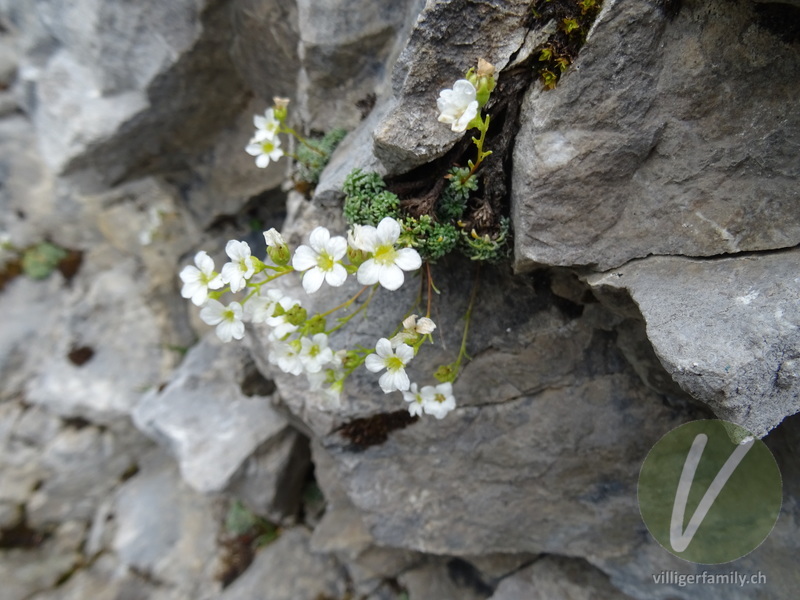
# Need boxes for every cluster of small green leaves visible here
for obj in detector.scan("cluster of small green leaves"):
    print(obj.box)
[461,216,510,262]
[224,500,279,547]
[437,166,477,222]
[296,128,348,186]
[342,169,401,226]
[342,168,509,263]
[399,215,459,262]
[21,242,68,280]
[531,0,603,90]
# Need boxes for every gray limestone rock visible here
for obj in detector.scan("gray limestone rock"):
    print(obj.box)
[512,0,800,271]
[219,527,349,600]
[24,252,168,422]
[110,452,223,595]
[134,334,309,519]
[8,0,249,182]
[587,250,800,437]
[490,556,634,600]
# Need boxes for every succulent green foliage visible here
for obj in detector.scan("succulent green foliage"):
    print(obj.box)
[224,500,279,547]
[437,167,478,222]
[400,215,459,262]
[460,217,511,262]
[21,242,67,280]
[295,127,347,186]
[342,169,401,226]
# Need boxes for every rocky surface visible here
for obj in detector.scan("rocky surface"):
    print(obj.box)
[1,0,799,599]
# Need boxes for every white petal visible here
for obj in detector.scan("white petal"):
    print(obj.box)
[365,354,385,373]
[226,240,248,261]
[308,227,330,251]
[376,217,400,244]
[292,245,319,271]
[374,338,393,358]
[246,142,262,156]
[179,265,200,285]
[199,300,224,326]
[394,248,422,271]
[302,267,325,294]
[194,251,214,274]
[378,370,396,393]
[394,343,414,364]
[255,154,271,168]
[378,263,404,291]
[189,286,208,307]
[325,263,347,287]
[325,236,348,260]
[356,259,381,285]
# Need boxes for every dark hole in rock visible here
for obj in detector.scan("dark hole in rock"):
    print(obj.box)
[659,0,682,19]
[62,416,92,429]
[67,345,94,366]
[0,258,22,291]
[0,518,49,549]
[119,463,140,483]
[337,410,419,452]
[240,363,276,397]
[447,557,495,596]
[57,249,84,282]
[755,2,800,43]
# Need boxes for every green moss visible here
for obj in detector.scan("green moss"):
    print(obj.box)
[400,215,459,262]
[531,0,604,90]
[295,128,348,186]
[342,169,401,226]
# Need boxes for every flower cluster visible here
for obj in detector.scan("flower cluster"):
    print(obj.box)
[246,107,284,169]
[244,97,346,189]
[178,219,456,419]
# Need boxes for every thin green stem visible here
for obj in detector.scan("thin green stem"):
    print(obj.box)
[280,125,326,156]
[327,285,377,334]
[450,263,481,377]
[319,285,370,318]
[464,114,492,182]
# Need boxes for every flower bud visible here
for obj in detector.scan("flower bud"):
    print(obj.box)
[273,97,290,122]
[473,58,496,108]
[306,314,327,335]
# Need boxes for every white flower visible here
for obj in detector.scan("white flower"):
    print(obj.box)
[292,227,348,294]
[263,228,285,248]
[221,240,256,293]
[356,218,422,291]
[402,383,425,417]
[421,382,456,419]
[253,109,280,141]
[347,224,370,252]
[269,338,304,375]
[246,135,284,168]
[200,300,245,342]
[266,295,301,339]
[244,288,284,323]
[390,314,437,348]
[437,79,479,133]
[364,338,414,393]
[299,333,334,374]
[179,250,223,306]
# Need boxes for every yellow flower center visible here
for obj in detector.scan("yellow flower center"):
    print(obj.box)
[373,243,398,266]
[386,356,405,372]
[317,251,334,271]
[435,393,446,404]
